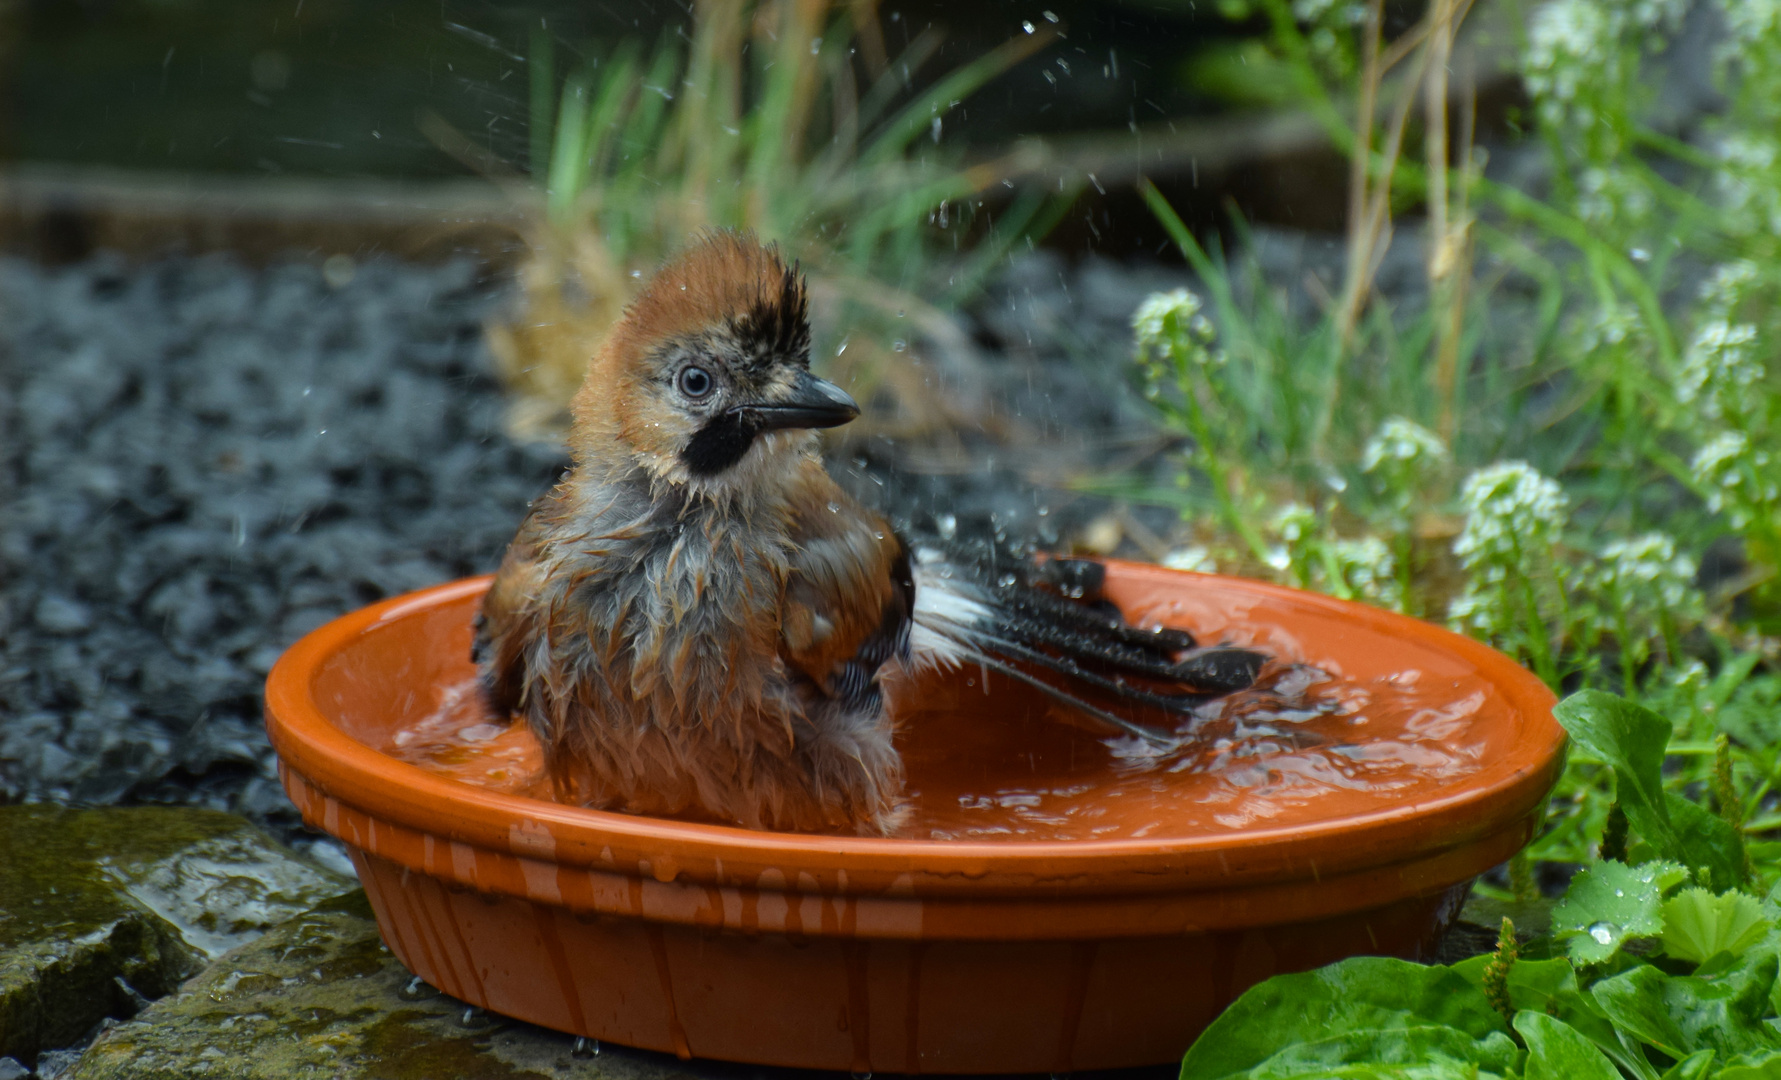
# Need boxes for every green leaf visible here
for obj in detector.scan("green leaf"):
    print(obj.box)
[1594,950,1781,1062]
[1592,965,1693,1059]
[1663,888,1773,964]
[1514,1011,1622,1080]
[1453,954,1659,1080]
[1212,1028,1523,1079]
[1178,957,1516,1080]
[1551,859,1689,964]
[1666,950,1781,1061]
[1720,1050,1781,1079]
[1555,691,1747,889]
[1657,1049,1716,1080]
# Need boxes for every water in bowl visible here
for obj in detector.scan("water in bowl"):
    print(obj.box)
[385,646,1494,842]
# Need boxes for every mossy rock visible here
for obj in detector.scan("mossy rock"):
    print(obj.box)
[0,805,353,1066]
[71,891,714,1080]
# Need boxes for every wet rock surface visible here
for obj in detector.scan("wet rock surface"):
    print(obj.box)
[71,889,747,1080]
[0,805,351,1070]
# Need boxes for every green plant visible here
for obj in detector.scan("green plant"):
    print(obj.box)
[492,0,1064,438]
[1179,691,1781,1080]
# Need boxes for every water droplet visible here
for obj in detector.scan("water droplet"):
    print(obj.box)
[936,513,958,539]
[1630,247,1651,262]
[1614,889,1624,898]
[892,339,907,352]
[852,1072,872,1080]
[571,1036,601,1058]
[1588,921,1616,945]
[809,36,823,55]
[398,976,434,1001]
[1021,19,1036,33]
[827,500,841,513]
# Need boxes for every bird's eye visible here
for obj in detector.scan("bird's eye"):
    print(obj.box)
[677,365,714,399]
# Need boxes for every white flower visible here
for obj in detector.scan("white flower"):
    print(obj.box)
[1361,417,1448,474]
[1699,260,1760,317]
[1132,289,1207,352]
[1524,0,1615,122]
[1328,536,1402,609]
[1692,431,1779,526]
[1624,0,1689,35]
[1676,319,1763,422]
[1454,462,1569,569]
[1579,303,1642,352]
[1596,532,1699,610]
[1271,502,1318,543]
[1162,545,1217,573]
[1449,581,1512,637]
[1577,167,1653,225]
[1715,134,1781,235]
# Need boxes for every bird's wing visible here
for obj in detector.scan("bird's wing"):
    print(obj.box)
[473,494,558,717]
[779,462,912,702]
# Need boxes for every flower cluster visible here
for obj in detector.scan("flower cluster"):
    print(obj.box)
[1692,432,1780,531]
[1132,289,1220,405]
[1362,416,1447,532]
[1578,302,1643,354]
[1595,532,1701,614]
[1699,260,1760,318]
[1453,462,1570,571]
[1361,416,1447,475]
[1576,166,1655,228]
[1132,289,1215,359]
[1677,319,1763,425]
[1326,535,1402,610]
[1522,0,1617,128]
[1714,134,1781,237]
[1266,502,1319,580]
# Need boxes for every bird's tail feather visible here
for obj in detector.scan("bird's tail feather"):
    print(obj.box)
[908,547,1265,747]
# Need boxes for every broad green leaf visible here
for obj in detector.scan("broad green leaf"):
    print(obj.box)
[1665,792,1750,893]
[1663,888,1773,964]
[1219,1027,1522,1080]
[1720,1050,1781,1079]
[1555,691,1747,890]
[1665,950,1781,1061]
[1592,965,1693,1059]
[1178,957,1514,1080]
[1595,950,1781,1062]
[1657,1049,1715,1080]
[1514,1011,1621,1080]
[1551,859,1689,964]
[1452,953,1659,1080]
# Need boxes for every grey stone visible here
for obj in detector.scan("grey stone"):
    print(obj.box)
[0,805,354,1067]
[71,892,716,1080]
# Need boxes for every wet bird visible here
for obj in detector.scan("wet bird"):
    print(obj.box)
[473,231,1263,835]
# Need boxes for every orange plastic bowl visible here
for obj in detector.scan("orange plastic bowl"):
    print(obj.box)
[264,563,1562,1073]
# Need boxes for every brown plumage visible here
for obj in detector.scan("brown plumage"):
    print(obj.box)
[474,231,1264,836]
[476,232,913,832]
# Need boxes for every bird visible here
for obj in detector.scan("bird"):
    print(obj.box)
[472,231,1264,835]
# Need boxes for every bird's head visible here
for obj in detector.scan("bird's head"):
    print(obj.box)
[570,231,858,498]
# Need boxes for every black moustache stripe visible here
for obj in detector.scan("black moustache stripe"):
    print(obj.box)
[680,410,761,477]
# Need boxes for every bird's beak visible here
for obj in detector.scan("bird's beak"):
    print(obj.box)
[736,369,860,432]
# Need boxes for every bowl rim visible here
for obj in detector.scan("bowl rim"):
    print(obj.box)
[265,563,1564,897]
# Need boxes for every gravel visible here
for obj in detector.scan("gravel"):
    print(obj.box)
[0,246,1200,832]
[0,253,561,827]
